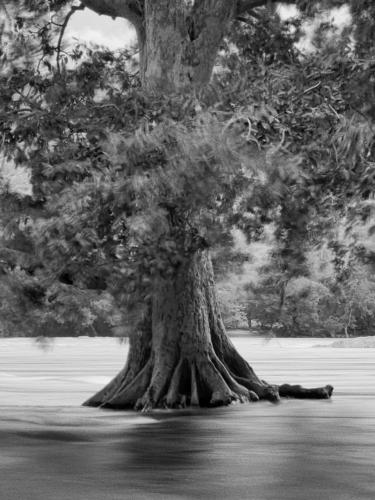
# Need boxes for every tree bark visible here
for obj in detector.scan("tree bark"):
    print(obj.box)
[82,0,334,410]
[139,0,236,90]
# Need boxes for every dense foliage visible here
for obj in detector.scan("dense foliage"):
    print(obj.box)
[1,0,375,337]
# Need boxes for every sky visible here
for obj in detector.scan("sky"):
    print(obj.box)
[66,8,136,50]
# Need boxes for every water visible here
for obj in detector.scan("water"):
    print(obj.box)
[0,336,374,500]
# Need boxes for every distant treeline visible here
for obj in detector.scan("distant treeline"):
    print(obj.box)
[218,229,375,338]
[2,228,374,338]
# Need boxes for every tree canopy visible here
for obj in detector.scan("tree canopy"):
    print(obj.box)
[1,0,374,337]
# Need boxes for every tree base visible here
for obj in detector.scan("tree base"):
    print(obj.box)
[83,350,334,412]
[83,251,334,412]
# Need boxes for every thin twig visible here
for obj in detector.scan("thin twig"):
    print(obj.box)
[93,103,122,113]
[328,103,340,119]
[302,80,321,95]
[291,81,321,103]
[56,3,85,73]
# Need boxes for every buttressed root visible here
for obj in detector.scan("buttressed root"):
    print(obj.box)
[83,352,334,411]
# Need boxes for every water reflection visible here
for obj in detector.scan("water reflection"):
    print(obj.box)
[4,404,374,500]
[1,338,375,499]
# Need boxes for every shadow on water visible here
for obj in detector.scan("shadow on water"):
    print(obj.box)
[116,412,208,470]
[7,405,375,500]
[1,402,375,500]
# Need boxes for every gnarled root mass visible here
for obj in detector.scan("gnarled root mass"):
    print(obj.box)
[83,250,333,411]
[83,348,333,411]
[83,348,333,410]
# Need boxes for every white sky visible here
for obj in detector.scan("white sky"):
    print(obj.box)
[66,8,136,50]
[295,6,352,53]
[0,157,32,196]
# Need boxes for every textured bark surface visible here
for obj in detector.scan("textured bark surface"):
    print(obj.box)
[141,0,236,90]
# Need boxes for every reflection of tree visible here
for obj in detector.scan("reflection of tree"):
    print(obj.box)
[123,416,207,466]
[114,415,211,495]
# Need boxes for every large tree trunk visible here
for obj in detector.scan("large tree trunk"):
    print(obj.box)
[84,251,333,410]
[139,0,236,90]
[83,0,333,410]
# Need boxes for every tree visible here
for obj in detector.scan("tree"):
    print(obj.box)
[0,0,338,409]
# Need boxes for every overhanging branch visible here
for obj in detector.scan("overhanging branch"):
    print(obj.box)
[81,0,144,27]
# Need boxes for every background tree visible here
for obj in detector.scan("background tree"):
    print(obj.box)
[220,1,375,338]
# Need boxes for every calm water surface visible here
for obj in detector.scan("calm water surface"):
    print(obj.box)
[0,336,374,500]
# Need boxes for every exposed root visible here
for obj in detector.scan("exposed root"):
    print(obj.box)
[135,395,154,413]
[103,358,153,409]
[196,356,237,406]
[83,366,128,407]
[190,363,200,406]
[278,384,334,399]
[164,358,185,407]
[211,354,259,402]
